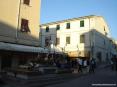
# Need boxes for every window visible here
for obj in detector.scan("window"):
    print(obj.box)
[66,23,70,29]
[80,20,84,27]
[46,26,49,32]
[23,0,30,5]
[56,25,60,30]
[80,35,85,43]
[45,36,51,47]
[66,36,70,44]
[56,38,60,45]
[104,26,106,31]
[20,19,30,32]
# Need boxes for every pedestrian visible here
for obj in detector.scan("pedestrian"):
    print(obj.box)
[87,59,90,73]
[77,58,82,73]
[83,60,87,67]
[110,58,114,70]
[89,58,95,73]
[83,59,88,73]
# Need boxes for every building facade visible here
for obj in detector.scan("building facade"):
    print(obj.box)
[0,0,41,46]
[0,0,41,71]
[40,15,115,62]
[110,39,117,57]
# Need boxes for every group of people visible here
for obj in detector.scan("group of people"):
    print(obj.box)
[71,58,96,73]
[27,55,97,74]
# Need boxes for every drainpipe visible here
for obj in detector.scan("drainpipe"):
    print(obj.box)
[16,0,21,42]
[89,17,94,60]
[89,17,92,60]
[40,26,43,47]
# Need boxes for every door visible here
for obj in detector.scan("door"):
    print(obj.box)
[1,54,12,70]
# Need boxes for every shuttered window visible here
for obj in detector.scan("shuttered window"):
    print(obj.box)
[20,19,30,32]
[56,25,60,30]
[80,20,84,27]
[56,38,60,45]
[80,35,85,43]
[46,26,49,32]
[23,0,30,5]
[66,23,70,29]
[66,36,70,44]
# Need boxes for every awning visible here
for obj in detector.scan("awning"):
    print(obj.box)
[68,51,90,58]
[0,42,48,53]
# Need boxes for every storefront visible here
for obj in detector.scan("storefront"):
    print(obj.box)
[67,51,90,60]
[0,42,47,72]
[0,42,64,72]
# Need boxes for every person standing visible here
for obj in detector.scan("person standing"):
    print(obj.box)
[89,58,95,73]
[110,58,114,70]
[77,58,82,72]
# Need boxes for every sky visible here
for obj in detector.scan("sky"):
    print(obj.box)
[41,0,117,40]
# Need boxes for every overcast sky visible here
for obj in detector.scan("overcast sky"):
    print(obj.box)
[41,0,117,40]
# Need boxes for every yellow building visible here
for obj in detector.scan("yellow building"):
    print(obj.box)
[0,0,41,71]
[0,0,41,46]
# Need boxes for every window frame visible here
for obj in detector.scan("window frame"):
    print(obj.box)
[23,0,30,5]
[45,26,49,32]
[80,34,85,43]
[20,18,30,32]
[66,36,70,44]
[66,23,70,29]
[80,20,84,27]
[56,25,60,30]
[56,37,60,45]
[104,26,106,31]
[45,36,51,47]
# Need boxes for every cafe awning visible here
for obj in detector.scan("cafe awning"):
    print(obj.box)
[68,51,90,58]
[0,42,48,53]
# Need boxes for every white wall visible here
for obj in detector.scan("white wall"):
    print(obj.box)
[40,16,112,62]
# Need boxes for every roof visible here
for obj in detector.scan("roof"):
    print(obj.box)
[40,15,102,26]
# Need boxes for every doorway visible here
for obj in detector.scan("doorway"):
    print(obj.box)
[1,54,12,70]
